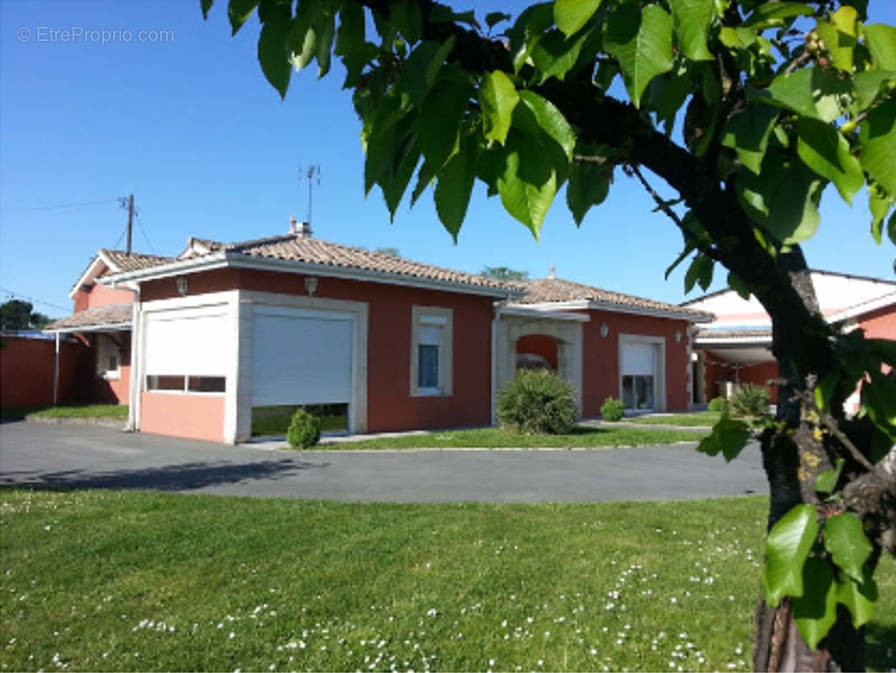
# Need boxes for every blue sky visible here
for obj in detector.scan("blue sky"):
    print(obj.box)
[1,0,894,318]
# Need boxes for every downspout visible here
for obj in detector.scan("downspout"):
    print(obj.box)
[490,298,507,425]
[53,332,60,406]
[126,286,141,432]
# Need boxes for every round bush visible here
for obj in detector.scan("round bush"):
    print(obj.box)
[286,408,321,449]
[708,396,729,412]
[496,369,577,435]
[600,396,624,421]
[730,383,771,418]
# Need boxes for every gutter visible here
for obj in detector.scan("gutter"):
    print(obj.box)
[516,300,714,323]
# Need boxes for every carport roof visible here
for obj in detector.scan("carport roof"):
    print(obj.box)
[46,304,132,332]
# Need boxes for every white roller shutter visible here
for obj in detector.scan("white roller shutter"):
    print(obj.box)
[144,308,229,376]
[251,307,354,407]
[621,342,656,376]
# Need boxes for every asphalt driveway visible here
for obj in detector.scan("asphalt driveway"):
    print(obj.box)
[0,420,768,502]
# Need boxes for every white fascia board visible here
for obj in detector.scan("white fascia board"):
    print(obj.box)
[45,322,132,334]
[519,300,714,323]
[826,292,896,324]
[695,336,772,346]
[98,252,230,286]
[67,251,122,299]
[501,305,591,322]
[101,252,514,299]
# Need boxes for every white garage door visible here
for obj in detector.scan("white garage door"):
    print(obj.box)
[251,306,354,407]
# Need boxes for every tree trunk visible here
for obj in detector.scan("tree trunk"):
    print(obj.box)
[749,254,867,671]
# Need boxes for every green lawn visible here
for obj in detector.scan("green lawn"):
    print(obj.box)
[620,411,722,427]
[320,425,707,449]
[1,404,129,421]
[0,489,892,672]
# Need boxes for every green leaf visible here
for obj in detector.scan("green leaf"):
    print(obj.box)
[727,271,751,300]
[836,567,878,629]
[815,6,857,73]
[860,99,896,197]
[497,130,558,238]
[812,372,838,416]
[399,39,457,103]
[869,186,895,244]
[762,504,819,607]
[862,369,896,441]
[737,154,822,245]
[554,0,602,38]
[813,457,844,494]
[390,0,422,44]
[605,3,674,107]
[566,161,610,225]
[531,28,593,83]
[764,67,852,123]
[485,12,511,29]
[201,0,215,20]
[824,512,873,582]
[684,253,714,293]
[721,105,779,175]
[418,76,472,172]
[853,71,896,113]
[792,557,838,651]
[411,159,435,205]
[696,415,750,461]
[518,91,575,160]
[743,2,813,29]
[797,118,863,204]
[314,10,335,78]
[257,14,292,98]
[508,3,555,73]
[480,71,520,145]
[228,0,258,34]
[667,0,714,61]
[864,23,896,70]
[434,140,476,241]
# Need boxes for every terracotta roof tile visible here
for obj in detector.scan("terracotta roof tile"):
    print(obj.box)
[101,249,173,271]
[511,277,713,319]
[191,234,513,293]
[696,328,772,340]
[47,304,132,331]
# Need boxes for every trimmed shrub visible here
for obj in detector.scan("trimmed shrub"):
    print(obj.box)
[600,396,625,421]
[496,369,577,435]
[708,396,729,413]
[730,383,771,418]
[286,408,321,449]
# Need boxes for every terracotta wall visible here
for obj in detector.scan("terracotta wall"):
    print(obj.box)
[73,273,134,313]
[142,268,495,433]
[702,351,779,404]
[0,336,87,408]
[83,332,132,404]
[858,305,896,340]
[516,334,559,369]
[578,310,692,415]
[140,392,225,442]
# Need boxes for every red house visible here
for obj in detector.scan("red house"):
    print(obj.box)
[47,219,712,443]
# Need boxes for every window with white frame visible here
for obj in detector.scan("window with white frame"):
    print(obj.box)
[96,334,121,380]
[410,306,453,396]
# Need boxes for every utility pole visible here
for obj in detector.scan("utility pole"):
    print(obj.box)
[126,193,134,254]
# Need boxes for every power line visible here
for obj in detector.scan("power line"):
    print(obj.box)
[0,197,119,213]
[0,287,70,313]
[135,212,158,254]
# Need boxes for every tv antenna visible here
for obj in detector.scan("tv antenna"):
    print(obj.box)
[300,164,321,224]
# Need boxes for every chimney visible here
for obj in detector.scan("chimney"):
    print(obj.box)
[289,214,313,238]
[549,265,556,279]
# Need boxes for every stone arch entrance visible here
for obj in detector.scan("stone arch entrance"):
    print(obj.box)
[494,311,586,418]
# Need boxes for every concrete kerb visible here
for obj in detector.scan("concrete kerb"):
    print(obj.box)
[25,416,126,430]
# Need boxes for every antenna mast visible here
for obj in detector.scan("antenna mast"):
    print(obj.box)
[300,164,321,224]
